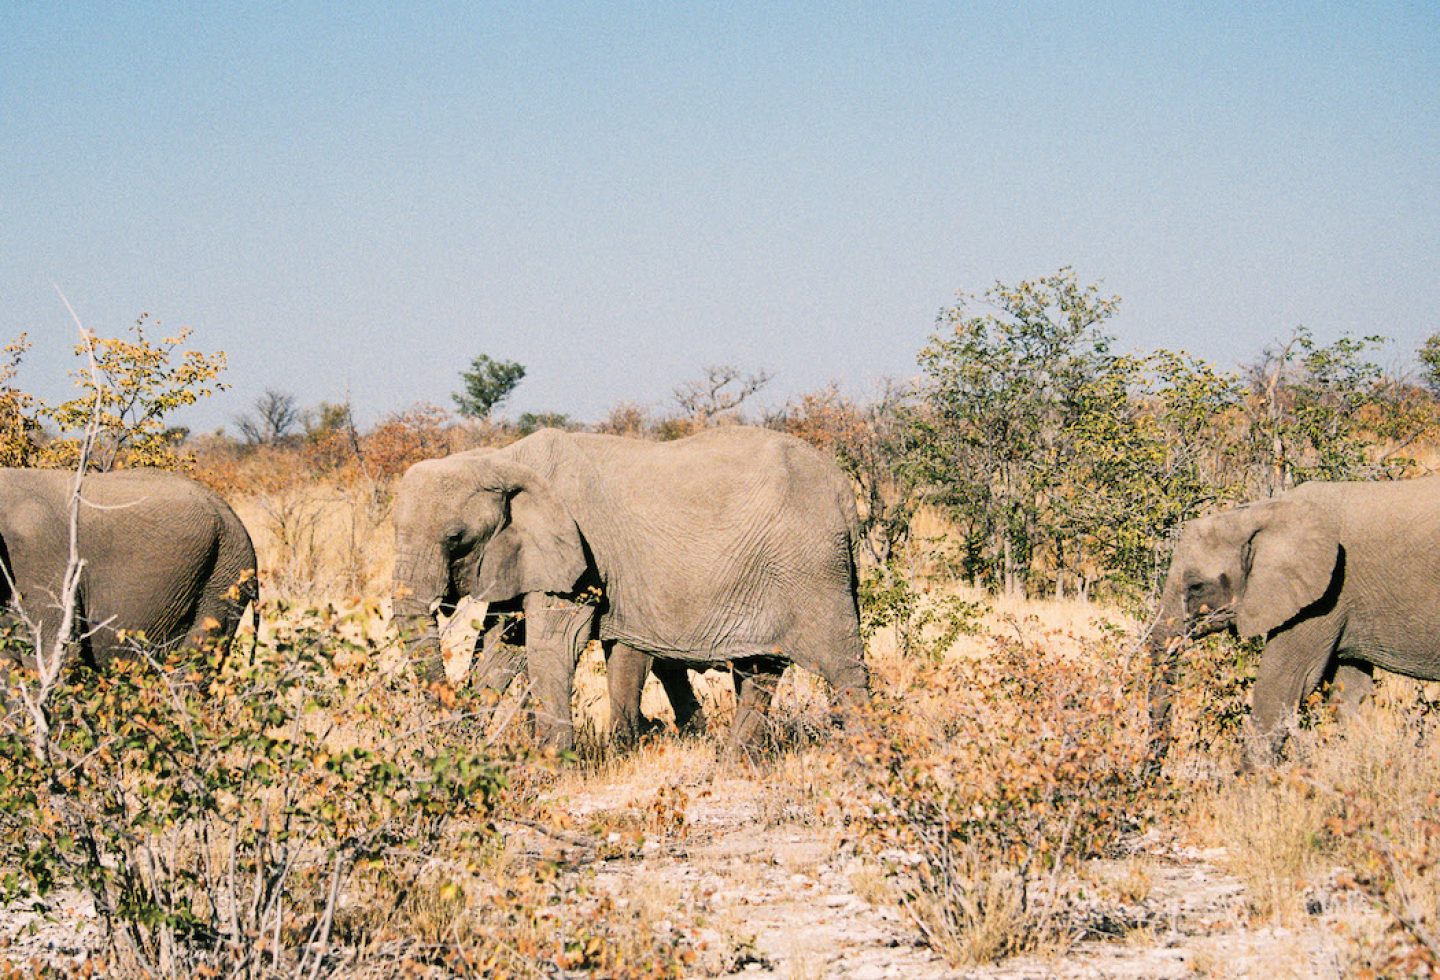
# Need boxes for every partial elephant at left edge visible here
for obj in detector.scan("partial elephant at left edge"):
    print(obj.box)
[0,467,259,666]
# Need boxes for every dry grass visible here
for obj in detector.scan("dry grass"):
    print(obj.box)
[1181,676,1440,971]
[232,480,394,603]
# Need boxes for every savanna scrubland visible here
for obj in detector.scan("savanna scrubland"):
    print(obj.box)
[2,271,1438,978]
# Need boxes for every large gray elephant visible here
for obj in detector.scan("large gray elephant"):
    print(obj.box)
[0,469,258,663]
[391,426,869,751]
[1146,476,1440,767]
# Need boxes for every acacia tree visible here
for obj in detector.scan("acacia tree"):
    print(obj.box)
[453,354,525,419]
[236,388,304,446]
[673,364,772,426]
[1242,328,1433,495]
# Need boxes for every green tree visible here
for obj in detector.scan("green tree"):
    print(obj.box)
[453,354,526,419]
[516,411,574,435]
[1059,350,1241,599]
[308,400,355,440]
[1243,328,1431,494]
[914,269,1120,595]
[1419,332,1440,395]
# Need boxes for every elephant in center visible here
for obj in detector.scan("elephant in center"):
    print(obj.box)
[391,426,870,751]
[1146,476,1440,767]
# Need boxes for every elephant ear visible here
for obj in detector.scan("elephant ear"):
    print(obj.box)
[469,455,586,603]
[1235,498,1339,640]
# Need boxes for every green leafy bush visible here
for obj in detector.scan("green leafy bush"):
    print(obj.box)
[0,604,505,976]
[858,556,984,661]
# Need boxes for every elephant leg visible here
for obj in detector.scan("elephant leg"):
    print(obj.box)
[1325,660,1374,719]
[1145,634,1185,775]
[726,656,785,756]
[654,659,705,735]
[789,621,871,727]
[522,593,596,751]
[605,641,650,745]
[474,608,527,694]
[1246,616,1341,767]
[186,587,249,660]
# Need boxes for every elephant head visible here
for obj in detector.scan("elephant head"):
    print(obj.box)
[391,451,587,684]
[1144,497,1339,768]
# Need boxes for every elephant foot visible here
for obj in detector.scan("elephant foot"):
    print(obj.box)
[675,709,707,738]
[1239,721,1286,772]
[610,711,704,751]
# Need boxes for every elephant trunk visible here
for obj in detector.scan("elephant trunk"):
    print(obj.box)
[1143,582,1187,776]
[393,546,450,685]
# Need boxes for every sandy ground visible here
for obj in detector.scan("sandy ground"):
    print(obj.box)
[527,744,1368,980]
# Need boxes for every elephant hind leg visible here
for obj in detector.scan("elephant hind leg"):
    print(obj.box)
[605,642,650,746]
[186,579,258,669]
[783,610,871,726]
[654,659,705,735]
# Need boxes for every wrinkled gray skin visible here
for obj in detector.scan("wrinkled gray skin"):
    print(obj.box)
[392,426,869,752]
[0,469,258,663]
[1147,477,1440,768]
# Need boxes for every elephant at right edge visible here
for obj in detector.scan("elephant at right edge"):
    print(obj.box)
[1145,476,1440,769]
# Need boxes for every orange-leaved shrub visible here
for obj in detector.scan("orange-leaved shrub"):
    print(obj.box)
[843,626,1154,965]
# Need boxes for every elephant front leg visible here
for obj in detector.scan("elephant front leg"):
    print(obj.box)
[523,593,596,752]
[474,605,527,694]
[1246,617,1340,767]
[605,642,650,746]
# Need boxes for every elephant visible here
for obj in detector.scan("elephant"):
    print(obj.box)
[1145,476,1440,768]
[391,425,869,752]
[0,468,258,665]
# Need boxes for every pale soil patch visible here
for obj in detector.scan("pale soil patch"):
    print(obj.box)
[525,737,1365,980]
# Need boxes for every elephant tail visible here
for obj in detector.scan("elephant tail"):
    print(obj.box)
[247,586,261,667]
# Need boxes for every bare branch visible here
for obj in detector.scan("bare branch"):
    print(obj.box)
[673,364,773,424]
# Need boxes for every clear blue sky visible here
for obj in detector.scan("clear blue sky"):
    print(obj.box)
[3,2,1436,431]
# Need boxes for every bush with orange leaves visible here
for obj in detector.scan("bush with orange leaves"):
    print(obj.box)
[843,626,1154,966]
